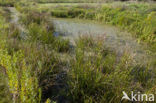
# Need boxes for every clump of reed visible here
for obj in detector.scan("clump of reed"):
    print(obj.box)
[66,35,154,103]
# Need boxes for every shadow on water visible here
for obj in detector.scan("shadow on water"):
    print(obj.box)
[41,70,69,103]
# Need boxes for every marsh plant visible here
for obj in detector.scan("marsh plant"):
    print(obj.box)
[65,35,154,103]
[50,3,156,51]
[0,1,156,103]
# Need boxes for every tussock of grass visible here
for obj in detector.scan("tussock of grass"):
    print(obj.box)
[67,35,154,103]
[21,10,50,25]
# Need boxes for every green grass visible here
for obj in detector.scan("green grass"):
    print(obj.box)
[0,10,41,102]
[0,7,70,102]
[36,2,156,51]
[37,0,156,3]
[0,8,12,103]
[0,0,16,6]
[37,0,113,3]
[66,35,155,103]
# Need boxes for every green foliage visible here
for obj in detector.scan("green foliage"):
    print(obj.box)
[0,37,40,103]
[0,8,51,103]
[67,36,153,103]
[38,0,101,3]
[0,0,16,6]
[19,9,70,52]
[21,10,50,25]
[0,73,12,103]
[1,7,70,102]
[96,5,156,44]
[51,8,86,18]
[37,0,156,3]
[0,18,41,102]
[0,2,156,103]
[0,50,40,103]
[49,3,156,51]
[28,22,70,52]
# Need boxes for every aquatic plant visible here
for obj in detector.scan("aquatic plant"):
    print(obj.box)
[49,3,156,51]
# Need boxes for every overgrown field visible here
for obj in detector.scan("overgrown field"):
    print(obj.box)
[0,1,156,103]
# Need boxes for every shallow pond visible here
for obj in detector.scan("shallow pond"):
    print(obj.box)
[52,18,155,65]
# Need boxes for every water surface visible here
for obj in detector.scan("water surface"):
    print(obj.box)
[52,18,154,65]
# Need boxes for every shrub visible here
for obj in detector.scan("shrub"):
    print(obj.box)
[0,41,41,103]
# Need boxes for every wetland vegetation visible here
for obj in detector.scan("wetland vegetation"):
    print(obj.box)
[0,0,156,103]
